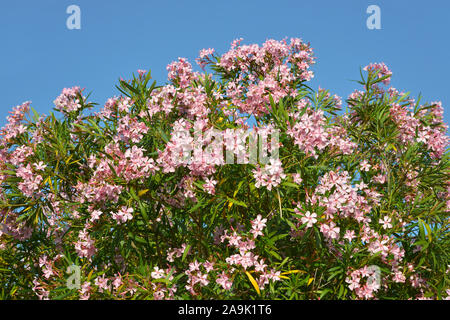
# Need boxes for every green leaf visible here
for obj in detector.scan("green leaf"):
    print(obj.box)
[268,250,282,261]
[226,197,248,208]
[282,182,299,189]
[181,244,191,262]
[139,201,149,223]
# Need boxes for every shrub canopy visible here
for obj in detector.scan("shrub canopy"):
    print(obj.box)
[0,38,449,300]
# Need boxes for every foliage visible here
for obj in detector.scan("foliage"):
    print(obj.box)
[0,38,448,300]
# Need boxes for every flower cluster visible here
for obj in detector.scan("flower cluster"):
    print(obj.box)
[363,62,392,85]
[252,159,286,191]
[0,101,30,145]
[53,86,84,114]
[346,266,381,299]
[217,38,315,116]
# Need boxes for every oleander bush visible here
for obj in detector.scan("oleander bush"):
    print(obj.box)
[0,37,449,300]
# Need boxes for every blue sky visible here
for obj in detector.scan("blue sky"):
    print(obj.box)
[1,0,449,126]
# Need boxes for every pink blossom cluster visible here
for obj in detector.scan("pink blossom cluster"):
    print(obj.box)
[216,271,233,290]
[348,90,365,102]
[75,179,123,204]
[184,260,214,296]
[94,274,111,293]
[157,119,195,172]
[389,103,420,144]
[250,214,267,238]
[0,144,34,185]
[146,85,177,117]
[98,96,119,119]
[157,119,219,177]
[219,216,281,290]
[203,177,217,195]
[117,96,133,113]
[252,158,286,191]
[223,128,250,163]
[151,266,177,299]
[313,170,375,223]
[0,210,33,241]
[74,228,97,260]
[319,221,340,240]
[116,145,159,182]
[346,266,381,299]
[75,144,158,205]
[176,86,210,120]
[32,278,50,300]
[137,69,147,78]
[111,206,134,224]
[216,38,315,116]
[10,145,34,166]
[167,57,199,89]
[363,62,392,85]
[38,255,58,279]
[0,101,30,145]
[361,225,405,265]
[196,48,215,69]
[16,163,43,197]
[296,168,407,284]
[93,272,148,299]
[287,107,355,158]
[167,243,191,262]
[117,115,149,144]
[53,86,84,113]
[390,102,448,158]
[79,281,92,300]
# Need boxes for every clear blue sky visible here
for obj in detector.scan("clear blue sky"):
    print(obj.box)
[1,0,449,126]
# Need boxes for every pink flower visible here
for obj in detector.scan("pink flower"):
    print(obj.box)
[203,260,215,273]
[269,270,281,281]
[360,160,371,172]
[74,228,97,260]
[216,272,232,290]
[54,87,83,113]
[94,275,110,293]
[199,48,215,59]
[344,230,356,242]
[320,221,340,240]
[254,259,267,272]
[345,276,360,291]
[373,174,386,184]
[379,216,392,229]
[137,69,147,77]
[300,211,317,228]
[117,97,133,113]
[151,266,165,279]
[188,260,201,272]
[292,173,303,184]
[42,264,54,279]
[203,178,217,195]
[90,210,103,222]
[355,181,368,191]
[392,271,406,283]
[79,281,91,300]
[38,255,48,268]
[167,57,195,88]
[196,48,215,69]
[250,214,267,238]
[112,206,134,224]
[363,62,392,85]
[112,275,123,289]
[252,157,286,191]
[33,161,47,171]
